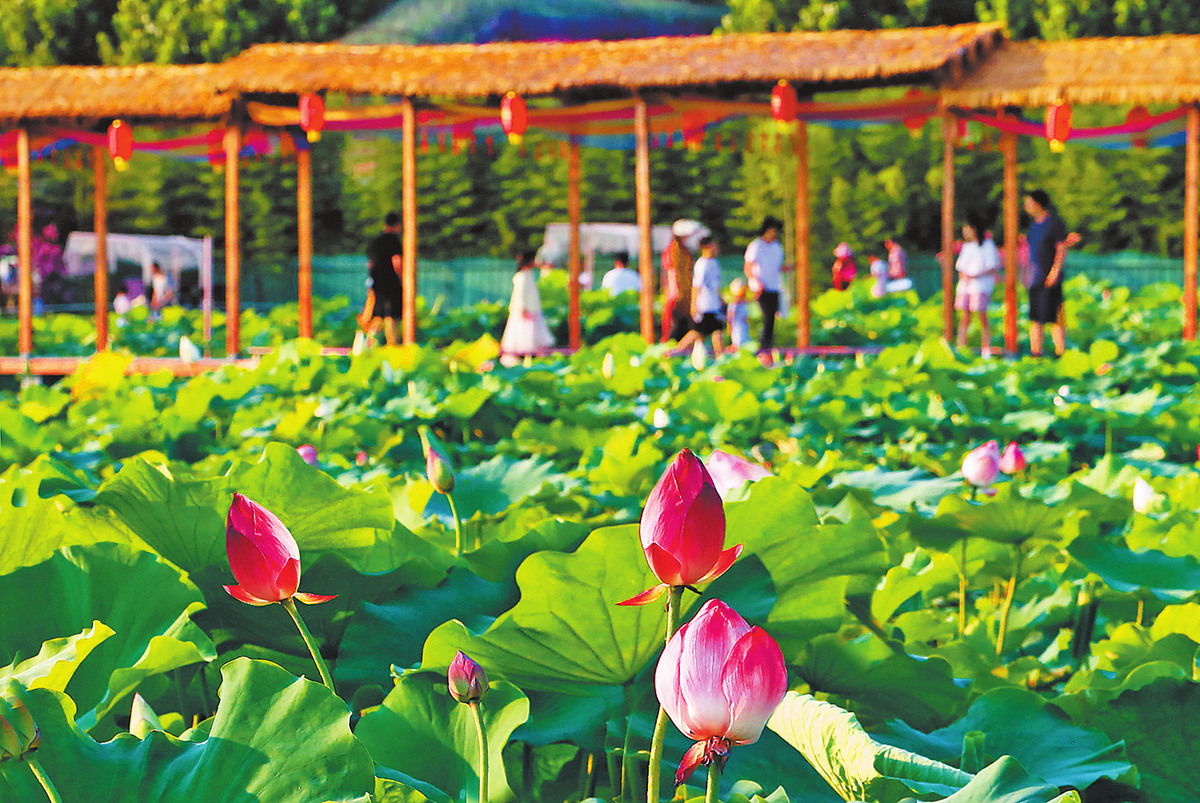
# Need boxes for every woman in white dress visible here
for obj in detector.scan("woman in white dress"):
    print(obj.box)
[501,249,555,356]
[954,214,1000,356]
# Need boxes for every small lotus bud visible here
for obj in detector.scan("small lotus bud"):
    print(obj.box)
[448,651,489,703]
[652,408,670,429]
[296,444,318,466]
[355,451,369,467]
[0,698,39,761]
[602,352,616,379]
[419,426,455,494]
[130,693,163,739]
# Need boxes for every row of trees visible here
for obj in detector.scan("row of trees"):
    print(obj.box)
[0,0,1195,289]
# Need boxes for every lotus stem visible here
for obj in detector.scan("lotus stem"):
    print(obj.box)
[448,491,465,556]
[995,547,1023,657]
[469,700,489,803]
[26,756,62,803]
[958,537,968,638]
[705,760,721,803]
[281,597,335,692]
[1136,597,1144,627]
[647,586,684,803]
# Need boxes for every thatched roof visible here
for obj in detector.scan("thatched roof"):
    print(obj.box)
[220,23,1005,98]
[0,64,232,126]
[943,36,1200,108]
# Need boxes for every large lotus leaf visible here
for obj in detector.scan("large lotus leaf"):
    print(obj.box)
[1086,677,1200,802]
[356,674,529,803]
[670,378,765,425]
[0,543,215,730]
[727,479,887,653]
[1070,455,1144,499]
[419,525,681,694]
[794,634,969,731]
[463,515,592,584]
[1059,623,1195,707]
[423,454,575,524]
[830,468,964,512]
[898,757,1073,803]
[872,551,960,624]
[584,424,666,498]
[0,658,374,802]
[879,686,1133,790]
[1069,538,1200,602]
[767,692,973,802]
[336,567,519,693]
[0,620,113,691]
[909,486,1068,552]
[88,443,396,575]
[0,457,88,576]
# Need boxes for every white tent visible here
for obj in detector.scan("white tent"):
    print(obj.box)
[64,232,211,293]
[538,222,715,266]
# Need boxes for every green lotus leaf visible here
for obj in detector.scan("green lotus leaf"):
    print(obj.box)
[356,674,528,803]
[419,525,681,693]
[831,468,964,512]
[1069,538,1200,602]
[0,658,374,802]
[423,454,575,524]
[0,620,113,691]
[897,756,1072,803]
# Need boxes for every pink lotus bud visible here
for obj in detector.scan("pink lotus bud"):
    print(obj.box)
[656,599,787,785]
[619,450,741,605]
[419,426,455,494]
[961,441,1001,488]
[705,450,772,500]
[222,493,336,606]
[355,451,369,467]
[448,651,489,703]
[998,442,1026,474]
[1133,477,1156,514]
[296,444,318,466]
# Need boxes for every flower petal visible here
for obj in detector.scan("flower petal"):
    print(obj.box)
[293,592,338,605]
[695,544,743,584]
[675,601,747,739]
[720,627,788,745]
[674,741,708,787]
[223,584,275,606]
[644,542,684,587]
[655,617,689,734]
[274,558,302,600]
[617,584,669,606]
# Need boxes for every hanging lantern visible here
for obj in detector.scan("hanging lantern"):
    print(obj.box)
[0,130,16,170]
[902,87,931,135]
[682,111,707,151]
[1126,105,1151,149]
[299,93,325,143]
[770,80,798,130]
[107,119,133,171]
[501,92,528,145]
[1045,98,1072,153]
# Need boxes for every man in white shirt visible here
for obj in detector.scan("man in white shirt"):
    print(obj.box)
[744,216,784,353]
[600,251,642,297]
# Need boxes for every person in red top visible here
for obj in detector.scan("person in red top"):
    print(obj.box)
[831,242,857,290]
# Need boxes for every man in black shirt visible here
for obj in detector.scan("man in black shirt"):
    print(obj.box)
[367,212,404,345]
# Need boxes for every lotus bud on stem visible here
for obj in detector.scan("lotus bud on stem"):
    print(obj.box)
[448,651,490,803]
[420,426,464,556]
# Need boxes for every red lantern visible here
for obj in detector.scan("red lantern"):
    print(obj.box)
[107,119,133,171]
[0,130,17,170]
[1126,105,1151,149]
[501,92,528,144]
[902,87,931,135]
[771,80,797,129]
[299,93,325,143]
[1045,99,1072,153]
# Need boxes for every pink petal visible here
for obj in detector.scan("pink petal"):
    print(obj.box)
[675,601,748,739]
[674,482,727,585]
[225,529,285,602]
[695,544,743,585]
[655,617,689,733]
[644,542,684,587]
[293,592,338,605]
[617,584,669,606]
[705,450,772,500]
[720,627,788,745]
[274,558,301,599]
[674,741,708,787]
[223,584,275,606]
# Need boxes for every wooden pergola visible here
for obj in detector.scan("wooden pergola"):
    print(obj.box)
[941,36,1200,350]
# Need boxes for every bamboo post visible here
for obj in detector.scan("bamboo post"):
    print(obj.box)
[297,144,313,339]
[1185,105,1199,341]
[93,146,109,351]
[567,138,582,350]
[634,92,654,344]
[402,97,418,345]
[1001,126,1019,354]
[794,120,810,349]
[17,128,32,357]
[940,111,956,343]
[224,123,242,358]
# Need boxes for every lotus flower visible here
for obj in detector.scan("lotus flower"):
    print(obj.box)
[652,408,671,429]
[961,441,1001,489]
[1133,477,1157,514]
[222,493,335,606]
[0,697,38,762]
[448,651,489,703]
[656,599,787,785]
[705,450,772,500]
[619,449,741,606]
[130,693,162,739]
[179,335,201,363]
[998,442,1026,474]
[296,444,319,466]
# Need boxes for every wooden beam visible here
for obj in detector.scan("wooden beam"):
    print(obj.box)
[93,146,109,351]
[17,128,31,356]
[224,124,242,357]
[1001,126,1019,354]
[941,111,956,343]
[297,145,314,339]
[1186,105,1199,341]
[402,97,418,345]
[567,138,582,350]
[794,121,810,349]
[634,92,654,344]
